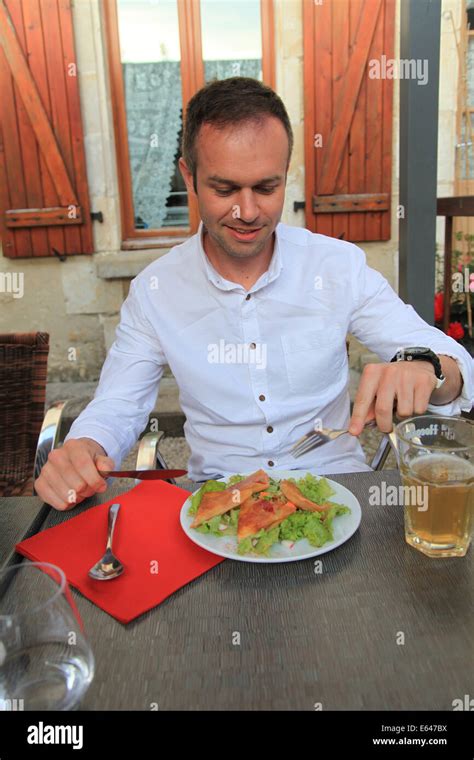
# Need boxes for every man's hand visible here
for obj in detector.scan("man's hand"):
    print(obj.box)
[348,355,462,436]
[34,437,115,511]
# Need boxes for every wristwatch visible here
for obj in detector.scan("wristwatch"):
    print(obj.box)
[390,347,446,389]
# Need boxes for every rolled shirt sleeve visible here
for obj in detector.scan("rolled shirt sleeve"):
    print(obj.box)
[348,244,474,416]
[64,279,166,467]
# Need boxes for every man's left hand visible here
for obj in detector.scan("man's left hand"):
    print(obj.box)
[349,359,444,436]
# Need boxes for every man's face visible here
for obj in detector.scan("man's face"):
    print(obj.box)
[179,116,288,260]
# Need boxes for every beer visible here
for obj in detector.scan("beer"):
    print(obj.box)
[401,453,474,558]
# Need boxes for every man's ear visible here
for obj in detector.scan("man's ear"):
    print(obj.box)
[178,157,197,197]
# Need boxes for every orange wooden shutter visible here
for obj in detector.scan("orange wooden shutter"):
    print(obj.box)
[0,0,93,259]
[303,0,395,242]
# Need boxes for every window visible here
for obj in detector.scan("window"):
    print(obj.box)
[461,4,474,182]
[105,0,275,248]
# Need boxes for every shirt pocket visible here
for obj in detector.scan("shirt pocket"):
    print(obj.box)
[280,326,346,396]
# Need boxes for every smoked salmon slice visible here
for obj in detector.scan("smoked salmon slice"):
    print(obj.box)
[237,495,296,539]
[191,469,270,527]
[280,480,331,513]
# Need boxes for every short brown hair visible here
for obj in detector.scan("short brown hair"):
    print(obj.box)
[181,77,293,191]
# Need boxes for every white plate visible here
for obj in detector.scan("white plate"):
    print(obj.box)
[179,469,362,563]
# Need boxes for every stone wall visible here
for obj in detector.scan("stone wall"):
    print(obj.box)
[0,0,462,380]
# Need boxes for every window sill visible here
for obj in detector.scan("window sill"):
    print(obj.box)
[95,247,175,279]
[121,236,189,250]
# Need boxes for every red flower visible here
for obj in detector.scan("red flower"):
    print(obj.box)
[447,322,464,340]
[434,292,444,322]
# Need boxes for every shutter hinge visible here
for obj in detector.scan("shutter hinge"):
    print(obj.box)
[293,201,305,212]
[90,211,104,223]
[52,248,67,262]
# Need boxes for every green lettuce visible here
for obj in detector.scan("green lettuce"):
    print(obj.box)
[237,524,280,556]
[279,511,316,542]
[227,474,246,485]
[260,478,281,500]
[253,524,281,554]
[279,501,350,548]
[279,511,328,546]
[321,503,351,541]
[195,508,239,536]
[288,473,335,505]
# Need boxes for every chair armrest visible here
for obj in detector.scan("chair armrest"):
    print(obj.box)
[136,430,177,484]
[33,400,70,484]
[370,430,399,471]
[136,430,164,469]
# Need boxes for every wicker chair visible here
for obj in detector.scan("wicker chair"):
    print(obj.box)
[0,333,69,497]
[0,331,174,496]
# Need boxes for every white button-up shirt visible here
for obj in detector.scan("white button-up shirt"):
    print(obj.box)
[65,221,474,480]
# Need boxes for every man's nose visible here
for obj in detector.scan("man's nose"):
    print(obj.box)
[235,190,259,223]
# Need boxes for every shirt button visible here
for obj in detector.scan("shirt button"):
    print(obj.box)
[268,460,274,467]
[245,294,251,300]
[259,394,266,401]
[266,426,273,433]
[250,342,256,349]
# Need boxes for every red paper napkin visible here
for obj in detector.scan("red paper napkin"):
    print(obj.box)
[16,480,224,624]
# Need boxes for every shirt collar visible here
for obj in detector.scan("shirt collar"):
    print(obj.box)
[197,219,283,293]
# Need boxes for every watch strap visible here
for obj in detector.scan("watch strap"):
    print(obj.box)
[390,348,446,387]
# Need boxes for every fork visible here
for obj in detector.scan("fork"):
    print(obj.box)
[291,418,378,459]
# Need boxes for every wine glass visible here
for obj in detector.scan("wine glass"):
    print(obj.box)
[0,561,94,710]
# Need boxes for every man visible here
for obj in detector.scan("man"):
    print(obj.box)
[35,77,473,511]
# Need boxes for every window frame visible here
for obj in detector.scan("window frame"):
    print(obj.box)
[104,0,275,249]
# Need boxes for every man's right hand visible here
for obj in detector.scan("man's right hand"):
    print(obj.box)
[34,437,115,511]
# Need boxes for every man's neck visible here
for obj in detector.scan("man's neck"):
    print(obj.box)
[202,228,275,291]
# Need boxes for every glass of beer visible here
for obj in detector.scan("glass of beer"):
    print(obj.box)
[394,415,474,558]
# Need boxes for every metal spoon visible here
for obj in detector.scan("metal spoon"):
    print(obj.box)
[88,503,124,581]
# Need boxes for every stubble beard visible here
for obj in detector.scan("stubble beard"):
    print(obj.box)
[206,225,270,260]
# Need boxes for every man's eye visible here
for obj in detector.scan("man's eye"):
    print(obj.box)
[214,186,277,196]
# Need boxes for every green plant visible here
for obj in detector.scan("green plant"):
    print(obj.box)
[434,231,474,356]
[451,231,473,339]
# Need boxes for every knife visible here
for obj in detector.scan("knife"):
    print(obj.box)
[102,469,188,480]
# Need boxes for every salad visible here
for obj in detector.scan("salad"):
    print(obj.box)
[188,469,350,556]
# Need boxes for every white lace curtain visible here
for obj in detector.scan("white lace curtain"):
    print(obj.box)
[204,58,261,83]
[123,62,182,229]
[465,38,474,181]
[123,59,262,230]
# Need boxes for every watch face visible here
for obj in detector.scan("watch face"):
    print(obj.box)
[406,347,430,355]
